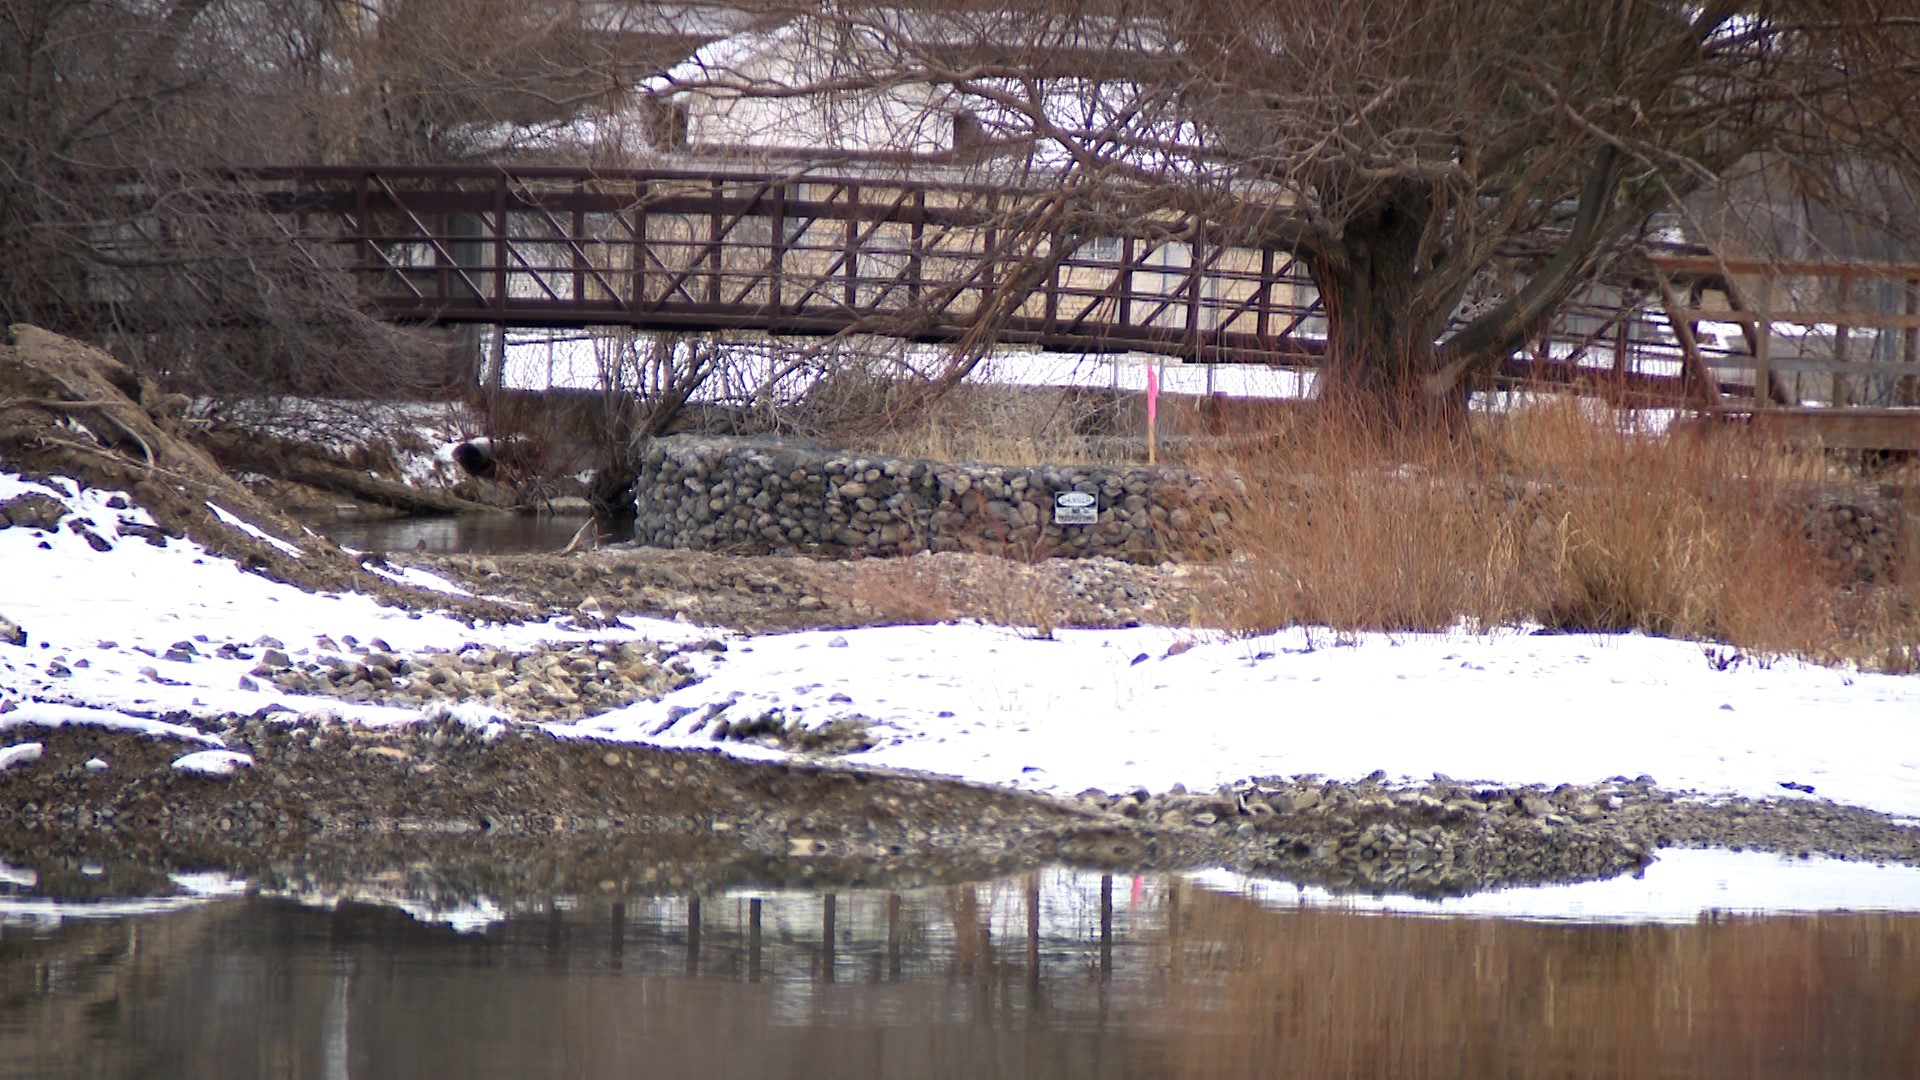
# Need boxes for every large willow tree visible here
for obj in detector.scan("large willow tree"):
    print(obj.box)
[686,0,1920,423]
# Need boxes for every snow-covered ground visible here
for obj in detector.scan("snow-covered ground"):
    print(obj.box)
[5,468,1920,920]
[206,397,480,490]
[0,472,702,729]
[553,621,1920,816]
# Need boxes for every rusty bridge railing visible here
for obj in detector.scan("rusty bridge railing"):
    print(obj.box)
[237,165,1920,430]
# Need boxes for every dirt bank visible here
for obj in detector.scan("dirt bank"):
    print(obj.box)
[0,325,527,621]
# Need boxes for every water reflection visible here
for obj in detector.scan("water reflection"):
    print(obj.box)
[304,512,592,556]
[3,870,1918,1079]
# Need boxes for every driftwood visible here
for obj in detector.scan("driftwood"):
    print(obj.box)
[558,518,599,555]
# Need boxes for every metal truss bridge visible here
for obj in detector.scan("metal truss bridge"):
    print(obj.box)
[248,164,1920,446]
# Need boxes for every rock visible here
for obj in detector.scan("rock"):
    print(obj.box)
[72,524,112,552]
[1271,788,1322,813]
[0,493,66,531]
[0,742,44,771]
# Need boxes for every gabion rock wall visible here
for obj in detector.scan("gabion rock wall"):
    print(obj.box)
[632,437,1228,559]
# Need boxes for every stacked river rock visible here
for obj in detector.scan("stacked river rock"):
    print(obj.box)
[633,436,1230,560]
[1811,490,1910,583]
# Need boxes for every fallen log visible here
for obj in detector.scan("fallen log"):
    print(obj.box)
[202,430,502,516]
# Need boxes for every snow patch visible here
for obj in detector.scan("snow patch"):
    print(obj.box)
[567,622,1920,817]
[0,703,224,746]
[168,871,250,898]
[420,700,510,740]
[1,469,698,727]
[0,742,43,771]
[171,749,254,777]
[363,561,474,597]
[205,501,304,559]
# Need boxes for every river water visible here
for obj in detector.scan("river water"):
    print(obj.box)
[304,513,594,556]
[4,868,1918,1079]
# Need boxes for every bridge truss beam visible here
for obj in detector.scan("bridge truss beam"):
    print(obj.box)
[237,164,1920,413]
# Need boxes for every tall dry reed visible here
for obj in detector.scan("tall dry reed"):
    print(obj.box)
[1202,396,1916,670]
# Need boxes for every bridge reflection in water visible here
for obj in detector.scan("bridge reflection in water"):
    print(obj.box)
[5,869,1919,1079]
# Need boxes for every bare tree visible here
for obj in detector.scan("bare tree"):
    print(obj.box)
[0,0,717,408]
[0,0,461,404]
[646,1,1920,424]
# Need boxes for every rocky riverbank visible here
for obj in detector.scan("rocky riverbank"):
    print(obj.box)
[1074,774,1920,894]
[255,637,702,722]
[0,715,1217,905]
[421,547,1225,632]
[5,711,1918,908]
[4,327,1916,909]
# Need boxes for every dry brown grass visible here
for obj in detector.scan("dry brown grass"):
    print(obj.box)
[837,550,1077,638]
[837,558,962,625]
[861,383,1120,465]
[817,368,1913,667]
[1202,395,1918,670]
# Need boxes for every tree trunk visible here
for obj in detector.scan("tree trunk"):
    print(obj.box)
[1307,194,1461,429]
